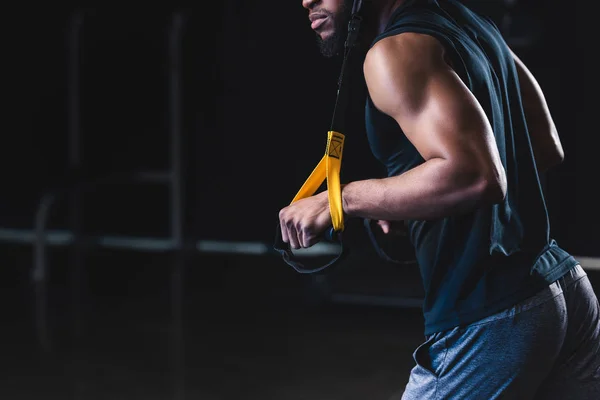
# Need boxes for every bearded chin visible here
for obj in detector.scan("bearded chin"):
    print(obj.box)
[316,0,353,58]
[316,30,346,58]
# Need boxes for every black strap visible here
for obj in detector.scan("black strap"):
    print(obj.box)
[330,8,363,132]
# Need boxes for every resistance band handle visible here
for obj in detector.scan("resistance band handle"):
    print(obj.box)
[273,223,347,274]
[274,131,347,274]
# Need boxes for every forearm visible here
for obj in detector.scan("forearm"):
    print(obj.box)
[342,158,502,221]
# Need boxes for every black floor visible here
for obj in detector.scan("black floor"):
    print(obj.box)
[2,244,599,400]
[1,244,427,400]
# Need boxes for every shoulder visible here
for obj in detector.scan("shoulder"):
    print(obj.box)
[364,32,448,84]
[363,32,452,115]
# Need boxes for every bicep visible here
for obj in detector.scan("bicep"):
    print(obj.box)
[365,34,505,180]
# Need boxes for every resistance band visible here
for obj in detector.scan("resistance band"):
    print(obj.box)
[273,1,364,274]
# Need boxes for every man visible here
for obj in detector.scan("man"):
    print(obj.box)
[279,0,600,398]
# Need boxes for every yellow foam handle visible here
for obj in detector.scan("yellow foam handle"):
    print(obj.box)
[290,131,345,232]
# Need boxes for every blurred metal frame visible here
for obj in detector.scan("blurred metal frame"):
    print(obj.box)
[28,9,187,399]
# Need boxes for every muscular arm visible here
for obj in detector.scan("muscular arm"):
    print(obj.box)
[341,33,507,222]
[511,50,564,172]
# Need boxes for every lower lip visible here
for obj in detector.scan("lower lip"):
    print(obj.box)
[311,17,327,30]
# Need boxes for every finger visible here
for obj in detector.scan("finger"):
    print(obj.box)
[279,219,289,244]
[287,224,301,250]
[300,230,318,249]
[280,223,289,244]
[378,220,391,234]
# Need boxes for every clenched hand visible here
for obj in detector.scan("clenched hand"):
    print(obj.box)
[278,190,333,249]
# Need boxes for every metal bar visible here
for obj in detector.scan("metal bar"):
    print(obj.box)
[32,194,57,353]
[168,12,186,400]
[68,10,84,167]
[67,11,87,363]
[195,240,270,255]
[67,10,84,356]
[7,227,600,268]
[17,224,600,267]
[575,256,600,271]
[169,12,184,248]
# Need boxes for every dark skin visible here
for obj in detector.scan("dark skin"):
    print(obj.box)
[280,0,564,250]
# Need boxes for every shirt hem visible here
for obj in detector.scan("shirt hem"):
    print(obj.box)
[423,257,579,335]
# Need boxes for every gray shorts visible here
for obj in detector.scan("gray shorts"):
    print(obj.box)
[402,264,600,400]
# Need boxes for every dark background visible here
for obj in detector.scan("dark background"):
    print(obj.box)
[2,0,596,252]
[0,1,598,399]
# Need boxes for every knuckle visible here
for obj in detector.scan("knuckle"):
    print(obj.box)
[279,208,287,220]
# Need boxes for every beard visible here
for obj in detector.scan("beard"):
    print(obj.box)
[316,0,354,57]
